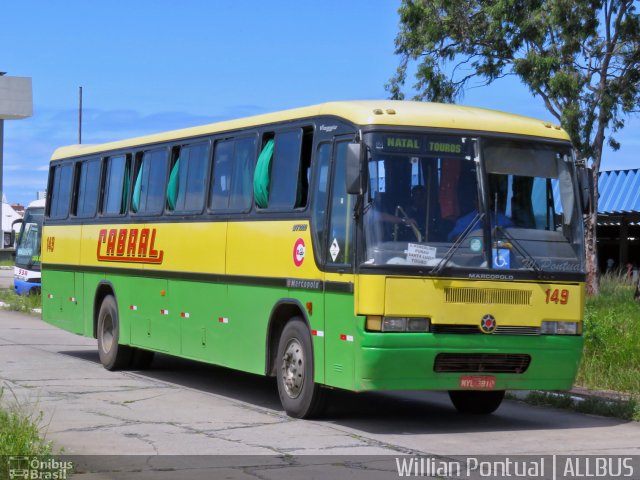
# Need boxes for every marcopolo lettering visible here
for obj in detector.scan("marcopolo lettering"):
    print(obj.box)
[97,228,164,264]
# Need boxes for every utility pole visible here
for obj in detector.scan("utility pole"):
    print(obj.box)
[78,86,83,144]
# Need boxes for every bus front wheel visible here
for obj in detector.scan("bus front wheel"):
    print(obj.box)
[448,390,505,414]
[276,318,325,419]
[97,295,133,371]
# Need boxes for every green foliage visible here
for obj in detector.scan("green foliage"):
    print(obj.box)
[0,289,41,313]
[524,391,640,421]
[0,387,52,457]
[579,274,640,393]
[389,0,640,165]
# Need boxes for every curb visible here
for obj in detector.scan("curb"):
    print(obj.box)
[511,388,633,404]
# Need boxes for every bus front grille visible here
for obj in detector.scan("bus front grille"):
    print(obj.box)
[444,287,532,305]
[431,324,541,335]
[434,353,531,374]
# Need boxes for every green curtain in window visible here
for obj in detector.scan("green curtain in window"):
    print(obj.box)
[167,158,180,210]
[132,165,143,213]
[253,140,274,208]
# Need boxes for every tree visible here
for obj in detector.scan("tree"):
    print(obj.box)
[388,0,640,295]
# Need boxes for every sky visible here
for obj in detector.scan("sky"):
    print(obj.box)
[2,0,638,207]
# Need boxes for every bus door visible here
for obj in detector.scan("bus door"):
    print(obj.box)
[322,139,358,390]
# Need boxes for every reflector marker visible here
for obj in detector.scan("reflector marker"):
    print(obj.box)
[130,305,138,311]
[181,312,190,318]
[218,317,229,324]
[339,334,354,342]
[311,330,324,337]
[160,309,169,315]
[69,297,76,303]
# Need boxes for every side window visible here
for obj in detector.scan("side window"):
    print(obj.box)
[311,143,331,261]
[210,136,256,211]
[76,159,101,218]
[132,149,168,215]
[167,142,209,213]
[210,140,233,210]
[327,142,355,266]
[48,163,74,219]
[253,127,312,210]
[103,155,130,216]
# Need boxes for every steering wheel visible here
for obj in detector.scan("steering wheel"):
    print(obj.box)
[393,205,423,242]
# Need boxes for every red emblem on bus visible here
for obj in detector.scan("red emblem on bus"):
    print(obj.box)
[480,314,497,334]
[293,238,306,267]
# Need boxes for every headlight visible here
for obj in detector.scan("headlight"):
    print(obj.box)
[366,316,431,332]
[541,321,582,335]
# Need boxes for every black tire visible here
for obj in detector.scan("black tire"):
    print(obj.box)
[130,348,155,370]
[448,390,505,414]
[276,317,325,419]
[97,295,133,370]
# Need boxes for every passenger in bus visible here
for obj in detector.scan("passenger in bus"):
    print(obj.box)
[447,199,512,241]
[406,185,427,233]
[372,190,424,242]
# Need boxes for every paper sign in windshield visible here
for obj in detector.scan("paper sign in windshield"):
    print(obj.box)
[407,243,437,266]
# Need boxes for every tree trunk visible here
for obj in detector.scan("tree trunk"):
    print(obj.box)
[585,168,600,296]
[585,209,599,295]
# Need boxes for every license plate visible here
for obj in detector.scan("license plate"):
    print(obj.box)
[459,375,496,390]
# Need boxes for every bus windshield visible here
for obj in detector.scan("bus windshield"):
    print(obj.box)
[15,206,44,270]
[361,133,584,275]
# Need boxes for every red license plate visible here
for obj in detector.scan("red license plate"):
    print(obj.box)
[459,375,496,390]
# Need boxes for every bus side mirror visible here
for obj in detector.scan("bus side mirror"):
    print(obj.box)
[577,166,594,213]
[346,143,364,195]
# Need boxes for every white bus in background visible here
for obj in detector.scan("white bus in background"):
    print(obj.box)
[14,198,45,295]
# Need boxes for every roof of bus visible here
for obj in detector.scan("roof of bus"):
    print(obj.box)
[51,100,570,160]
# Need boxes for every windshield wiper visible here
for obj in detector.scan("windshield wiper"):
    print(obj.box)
[431,212,484,275]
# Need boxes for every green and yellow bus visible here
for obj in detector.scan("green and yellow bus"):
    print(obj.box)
[42,101,587,418]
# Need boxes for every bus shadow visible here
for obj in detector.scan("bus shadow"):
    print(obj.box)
[60,349,283,412]
[59,349,627,435]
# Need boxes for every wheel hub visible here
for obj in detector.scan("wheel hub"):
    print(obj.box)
[281,339,305,398]
[101,315,114,353]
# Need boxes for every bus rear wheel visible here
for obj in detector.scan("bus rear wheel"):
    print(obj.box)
[276,318,325,419]
[448,390,505,414]
[97,295,133,371]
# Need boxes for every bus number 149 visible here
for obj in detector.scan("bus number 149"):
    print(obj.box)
[545,288,569,304]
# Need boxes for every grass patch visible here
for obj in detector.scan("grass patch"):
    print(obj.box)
[578,274,640,394]
[0,386,52,456]
[0,386,70,479]
[0,289,41,313]
[522,391,640,421]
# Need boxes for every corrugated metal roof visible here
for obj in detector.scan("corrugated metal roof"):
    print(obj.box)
[551,169,640,217]
[598,169,640,214]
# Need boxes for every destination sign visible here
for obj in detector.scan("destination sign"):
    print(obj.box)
[372,134,469,157]
[385,136,422,150]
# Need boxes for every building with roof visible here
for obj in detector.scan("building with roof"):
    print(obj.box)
[597,168,640,272]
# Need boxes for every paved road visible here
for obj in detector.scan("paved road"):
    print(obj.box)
[1,310,639,478]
